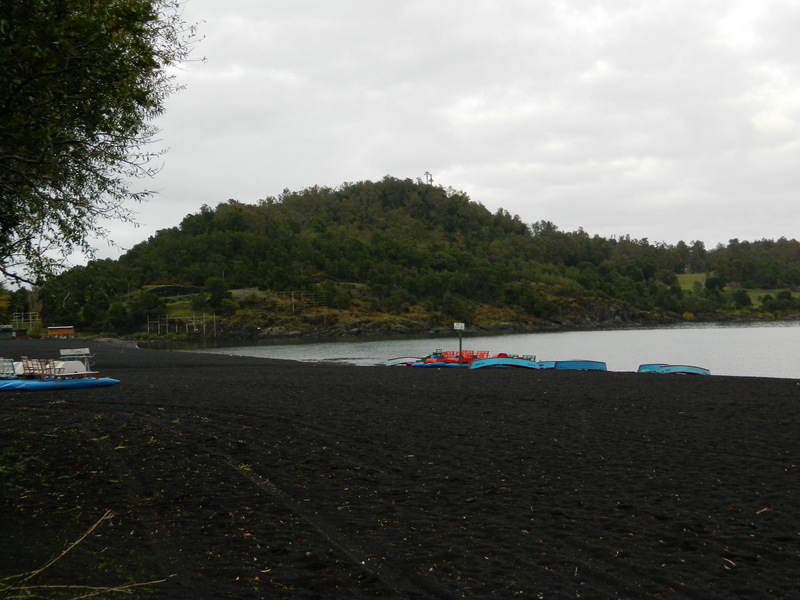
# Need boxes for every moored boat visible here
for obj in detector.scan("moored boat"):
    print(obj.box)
[0,377,121,391]
[0,347,121,391]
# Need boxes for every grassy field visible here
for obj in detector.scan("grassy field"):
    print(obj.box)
[677,273,799,308]
[676,272,707,291]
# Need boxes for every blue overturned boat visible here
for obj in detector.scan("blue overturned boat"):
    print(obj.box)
[469,358,607,371]
[469,356,543,369]
[0,377,120,391]
[553,360,607,371]
[638,363,710,375]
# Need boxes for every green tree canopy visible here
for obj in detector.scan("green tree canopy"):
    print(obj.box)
[0,0,198,283]
[37,177,800,331]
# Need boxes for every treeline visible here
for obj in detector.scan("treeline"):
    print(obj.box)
[36,176,800,331]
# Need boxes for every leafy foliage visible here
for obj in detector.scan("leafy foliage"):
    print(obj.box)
[0,0,198,283]
[36,177,800,331]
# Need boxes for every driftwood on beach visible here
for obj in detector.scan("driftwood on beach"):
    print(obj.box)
[1,339,798,599]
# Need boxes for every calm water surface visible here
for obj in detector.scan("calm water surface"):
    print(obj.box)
[190,322,800,379]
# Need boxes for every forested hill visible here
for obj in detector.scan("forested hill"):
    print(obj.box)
[39,176,800,335]
[122,176,533,291]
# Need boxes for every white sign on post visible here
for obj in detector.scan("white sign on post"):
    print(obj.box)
[454,322,465,359]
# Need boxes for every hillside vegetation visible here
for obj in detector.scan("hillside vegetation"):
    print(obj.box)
[35,176,800,337]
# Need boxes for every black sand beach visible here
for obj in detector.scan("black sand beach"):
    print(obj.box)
[1,339,798,599]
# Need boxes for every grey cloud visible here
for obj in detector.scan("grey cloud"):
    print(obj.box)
[93,0,800,260]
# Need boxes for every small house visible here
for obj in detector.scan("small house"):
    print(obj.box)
[46,325,75,339]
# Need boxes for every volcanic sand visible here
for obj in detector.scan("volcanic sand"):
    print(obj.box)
[1,339,798,599]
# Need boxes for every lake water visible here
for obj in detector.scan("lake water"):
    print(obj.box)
[190,321,800,379]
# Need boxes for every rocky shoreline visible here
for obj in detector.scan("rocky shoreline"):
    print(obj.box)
[153,310,794,344]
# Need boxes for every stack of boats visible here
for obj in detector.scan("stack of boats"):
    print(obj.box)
[386,350,710,375]
[0,347,120,391]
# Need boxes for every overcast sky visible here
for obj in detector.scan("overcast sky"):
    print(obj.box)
[100,0,800,259]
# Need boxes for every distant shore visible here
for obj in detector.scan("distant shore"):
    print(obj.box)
[129,310,799,346]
